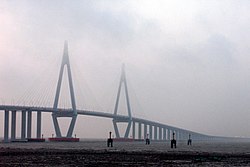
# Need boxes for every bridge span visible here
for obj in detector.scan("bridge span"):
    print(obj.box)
[0,104,211,142]
[1,41,216,142]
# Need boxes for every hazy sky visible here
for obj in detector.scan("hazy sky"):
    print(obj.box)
[1,0,250,138]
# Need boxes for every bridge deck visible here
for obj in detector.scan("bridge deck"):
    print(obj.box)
[0,105,208,137]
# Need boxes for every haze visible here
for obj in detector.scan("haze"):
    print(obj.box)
[1,0,250,138]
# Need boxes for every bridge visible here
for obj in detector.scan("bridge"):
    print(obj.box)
[1,41,214,142]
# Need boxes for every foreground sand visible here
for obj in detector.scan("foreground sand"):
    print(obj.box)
[1,140,250,166]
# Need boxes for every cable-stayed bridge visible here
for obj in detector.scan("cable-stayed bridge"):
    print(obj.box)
[1,41,214,142]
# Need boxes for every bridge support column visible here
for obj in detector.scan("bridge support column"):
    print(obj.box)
[11,110,16,140]
[4,110,9,142]
[27,111,32,138]
[37,111,42,138]
[67,115,77,137]
[21,110,26,139]
[138,123,142,139]
[113,121,120,138]
[192,134,195,140]
[168,129,171,140]
[154,126,157,140]
[185,133,189,140]
[144,124,147,139]
[159,127,162,140]
[149,125,152,140]
[132,121,135,139]
[163,128,166,140]
[182,132,185,140]
[173,130,176,139]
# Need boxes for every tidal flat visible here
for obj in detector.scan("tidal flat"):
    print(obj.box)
[1,140,250,166]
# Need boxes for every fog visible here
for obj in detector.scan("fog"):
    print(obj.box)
[1,0,250,138]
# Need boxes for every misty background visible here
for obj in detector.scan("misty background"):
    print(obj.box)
[1,0,250,138]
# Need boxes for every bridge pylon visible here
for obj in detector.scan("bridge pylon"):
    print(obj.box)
[113,64,132,138]
[52,41,77,138]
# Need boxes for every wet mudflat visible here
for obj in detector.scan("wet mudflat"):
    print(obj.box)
[1,140,250,166]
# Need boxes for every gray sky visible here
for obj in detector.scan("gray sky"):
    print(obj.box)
[1,0,250,138]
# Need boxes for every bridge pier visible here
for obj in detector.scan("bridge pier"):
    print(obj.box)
[27,111,32,138]
[132,121,135,139]
[21,110,26,139]
[159,127,162,140]
[199,135,202,140]
[154,126,157,140]
[149,125,152,140]
[167,129,169,140]
[169,129,172,140]
[37,111,42,138]
[182,132,185,140]
[163,128,166,140]
[186,133,189,140]
[174,130,177,139]
[181,132,184,140]
[144,124,147,139]
[181,132,183,140]
[138,123,142,139]
[11,110,16,140]
[4,109,43,142]
[181,132,185,140]
[195,134,198,140]
[4,110,9,142]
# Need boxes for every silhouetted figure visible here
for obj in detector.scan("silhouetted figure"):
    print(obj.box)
[107,131,113,147]
[145,134,150,145]
[171,132,176,148]
[187,134,192,146]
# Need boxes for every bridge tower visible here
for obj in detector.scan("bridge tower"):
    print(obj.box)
[52,41,77,138]
[113,64,132,138]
